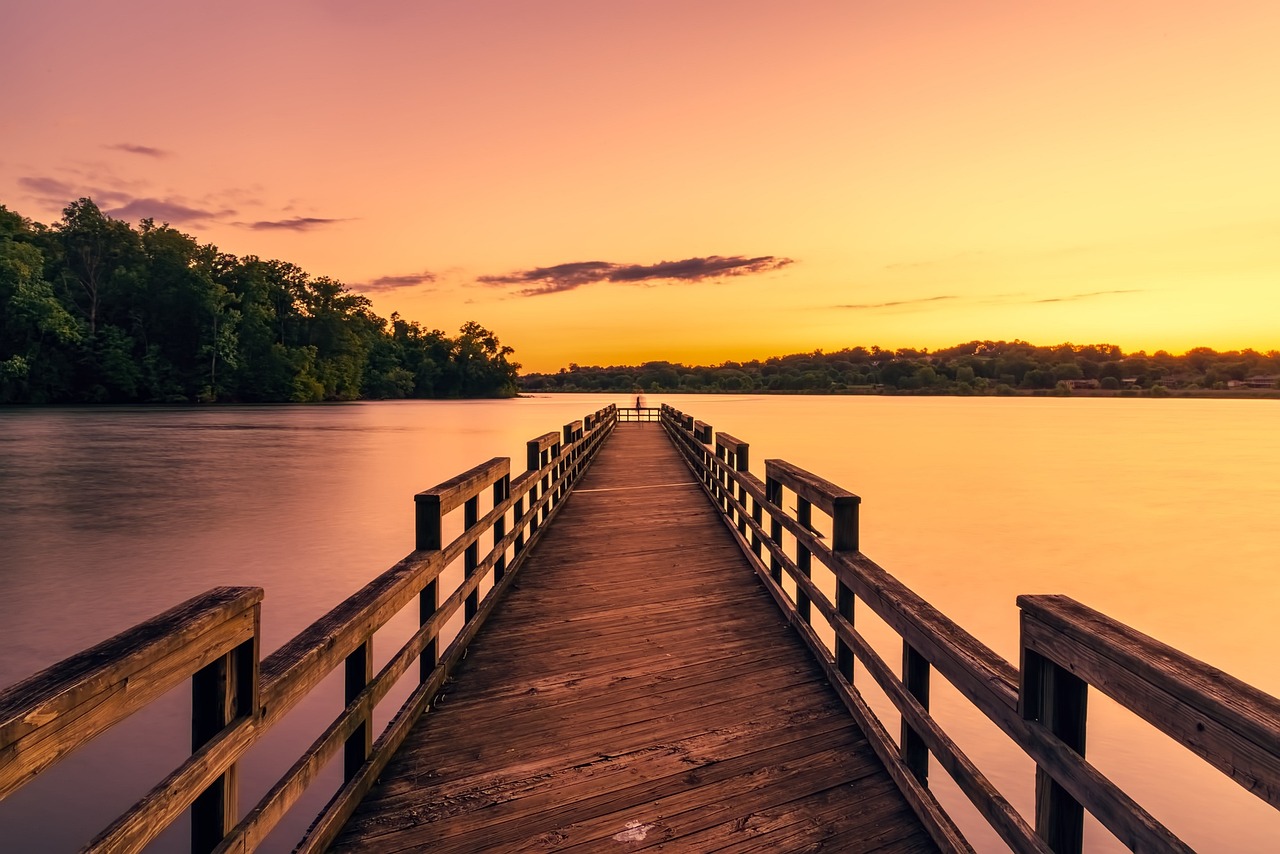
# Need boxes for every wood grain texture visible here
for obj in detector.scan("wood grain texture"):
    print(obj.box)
[331,423,936,853]
[0,587,261,799]
[1019,595,1280,810]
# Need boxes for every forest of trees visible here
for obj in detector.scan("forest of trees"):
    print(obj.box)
[7,199,1277,405]
[522,341,1280,397]
[0,200,520,403]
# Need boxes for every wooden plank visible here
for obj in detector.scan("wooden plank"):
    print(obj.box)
[86,716,258,854]
[1020,595,1280,809]
[331,424,935,853]
[764,457,860,518]
[414,456,508,516]
[0,588,261,799]
[527,430,560,454]
[714,431,749,460]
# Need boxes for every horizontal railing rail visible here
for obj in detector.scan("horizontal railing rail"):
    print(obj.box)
[616,406,661,422]
[0,404,618,854]
[659,403,1280,854]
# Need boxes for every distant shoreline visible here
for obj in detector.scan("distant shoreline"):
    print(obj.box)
[521,387,1280,400]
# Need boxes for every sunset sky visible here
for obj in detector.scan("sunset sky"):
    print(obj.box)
[3,1,1278,372]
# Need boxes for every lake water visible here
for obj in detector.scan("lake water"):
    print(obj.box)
[1,395,1276,851]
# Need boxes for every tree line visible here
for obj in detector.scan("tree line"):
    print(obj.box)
[0,200,520,403]
[521,341,1280,396]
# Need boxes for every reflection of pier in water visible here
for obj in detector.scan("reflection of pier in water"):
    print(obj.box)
[2,404,1277,852]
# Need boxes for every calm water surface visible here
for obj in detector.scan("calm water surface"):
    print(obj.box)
[0,395,1276,850]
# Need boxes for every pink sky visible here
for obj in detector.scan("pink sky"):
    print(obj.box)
[4,0,1278,371]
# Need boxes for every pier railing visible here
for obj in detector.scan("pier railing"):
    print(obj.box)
[616,405,661,422]
[660,404,1280,854]
[0,404,618,854]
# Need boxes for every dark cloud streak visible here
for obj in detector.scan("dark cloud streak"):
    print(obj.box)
[1031,289,1142,304]
[106,143,169,158]
[244,217,344,231]
[835,289,1145,313]
[838,295,958,310]
[105,198,225,224]
[480,255,793,296]
[357,271,438,292]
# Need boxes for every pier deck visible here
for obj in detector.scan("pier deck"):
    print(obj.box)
[330,423,937,852]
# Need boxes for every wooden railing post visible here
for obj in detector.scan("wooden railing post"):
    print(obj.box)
[416,493,442,682]
[766,474,783,584]
[902,643,930,783]
[464,494,480,621]
[563,422,577,487]
[191,626,258,854]
[734,443,750,538]
[527,439,546,534]
[795,497,812,624]
[1021,632,1089,853]
[513,489,526,557]
[493,474,510,584]
[343,640,372,780]
[715,443,728,513]
[832,497,858,682]
[552,442,563,504]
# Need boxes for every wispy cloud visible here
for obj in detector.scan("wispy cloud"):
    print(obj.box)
[19,177,223,225]
[835,289,1145,313]
[242,216,345,231]
[1030,289,1142,304]
[838,295,958,310]
[18,176,78,197]
[16,173,346,234]
[105,143,169,158]
[105,198,227,225]
[357,270,438,292]
[481,255,794,296]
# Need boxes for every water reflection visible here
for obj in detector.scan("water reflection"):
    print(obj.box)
[0,396,1276,851]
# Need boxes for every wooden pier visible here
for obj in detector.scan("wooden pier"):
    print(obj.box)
[331,423,933,852]
[2,404,1278,853]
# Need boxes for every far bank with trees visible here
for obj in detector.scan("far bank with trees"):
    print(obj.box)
[520,342,1280,398]
[0,200,520,404]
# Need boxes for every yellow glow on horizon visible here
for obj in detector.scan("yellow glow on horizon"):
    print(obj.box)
[5,1,1280,373]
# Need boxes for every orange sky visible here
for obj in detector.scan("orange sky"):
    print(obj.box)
[4,1,1278,372]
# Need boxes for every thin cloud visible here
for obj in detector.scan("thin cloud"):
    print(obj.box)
[105,143,169,158]
[836,289,1146,313]
[1030,289,1143,304]
[18,176,79,198]
[838,295,958,310]
[19,178,216,225]
[244,216,344,231]
[358,271,438,292]
[481,255,794,297]
[105,198,225,225]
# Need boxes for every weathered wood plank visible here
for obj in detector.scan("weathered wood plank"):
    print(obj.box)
[0,588,261,799]
[414,456,509,517]
[330,424,936,853]
[764,457,860,518]
[1020,594,1280,809]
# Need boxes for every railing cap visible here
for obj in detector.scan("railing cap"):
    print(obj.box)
[1019,594,1280,758]
[0,586,263,746]
[715,432,749,454]
[764,458,860,516]
[527,431,561,453]
[415,456,510,514]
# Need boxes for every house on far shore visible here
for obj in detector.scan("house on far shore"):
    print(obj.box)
[1230,375,1280,389]
[1066,379,1101,390]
